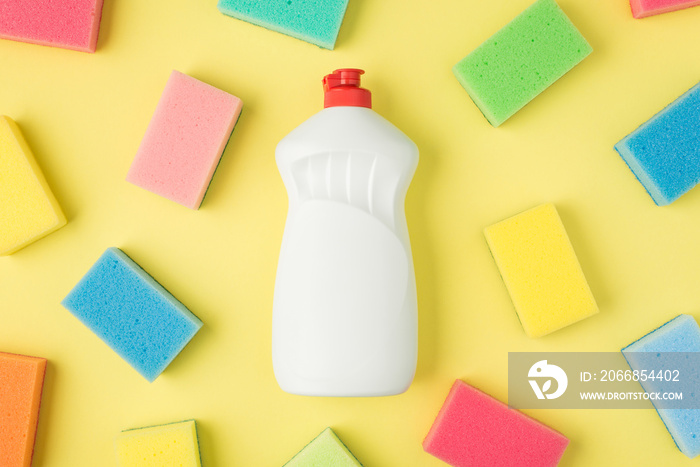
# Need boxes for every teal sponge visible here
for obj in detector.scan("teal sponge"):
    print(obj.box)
[284,428,363,466]
[453,0,592,127]
[217,0,349,50]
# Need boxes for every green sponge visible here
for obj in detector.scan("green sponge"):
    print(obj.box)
[284,428,363,466]
[453,0,592,127]
[217,0,349,49]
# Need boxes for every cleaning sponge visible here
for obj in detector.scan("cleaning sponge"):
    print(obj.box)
[630,0,700,18]
[0,116,66,255]
[484,203,598,337]
[0,0,104,52]
[115,420,202,466]
[423,380,569,467]
[284,428,362,467]
[614,81,700,205]
[0,352,47,467]
[126,70,242,210]
[61,247,202,382]
[217,0,349,49]
[453,0,592,127]
[622,315,700,458]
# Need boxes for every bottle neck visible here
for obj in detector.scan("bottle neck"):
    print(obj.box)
[323,68,372,109]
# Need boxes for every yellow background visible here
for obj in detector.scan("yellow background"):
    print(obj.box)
[1,0,700,465]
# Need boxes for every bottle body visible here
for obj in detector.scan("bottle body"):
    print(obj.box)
[273,106,418,396]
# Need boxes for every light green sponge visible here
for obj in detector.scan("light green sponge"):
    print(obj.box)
[453,0,592,127]
[284,428,363,467]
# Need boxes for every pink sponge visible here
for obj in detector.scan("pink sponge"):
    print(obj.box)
[126,71,243,210]
[630,0,700,17]
[423,380,569,467]
[0,0,104,53]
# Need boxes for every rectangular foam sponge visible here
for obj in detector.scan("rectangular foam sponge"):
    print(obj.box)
[0,116,66,256]
[61,247,202,382]
[484,203,598,338]
[622,315,700,458]
[217,0,349,49]
[284,428,362,467]
[453,0,592,127]
[423,380,569,467]
[630,0,700,17]
[116,420,202,466]
[614,81,700,205]
[126,70,242,210]
[0,0,103,52]
[0,352,47,467]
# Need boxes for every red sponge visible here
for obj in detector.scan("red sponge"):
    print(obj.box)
[630,0,700,18]
[0,0,104,52]
[0,352,47,467]
[423,380,569,467]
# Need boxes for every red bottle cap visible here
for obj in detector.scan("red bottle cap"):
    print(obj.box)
[323,68,372,109]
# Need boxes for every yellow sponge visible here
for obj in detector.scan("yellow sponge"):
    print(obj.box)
[484,204,598,337]
[0,116,66,255]
[115,420,202,467]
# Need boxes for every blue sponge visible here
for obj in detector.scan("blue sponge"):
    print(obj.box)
[622,315,700,458]
[62,248,202,382]
[614,82,700,205]
[216,0,349,49]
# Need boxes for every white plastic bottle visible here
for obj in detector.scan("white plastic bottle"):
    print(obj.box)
[272,69,419,397]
